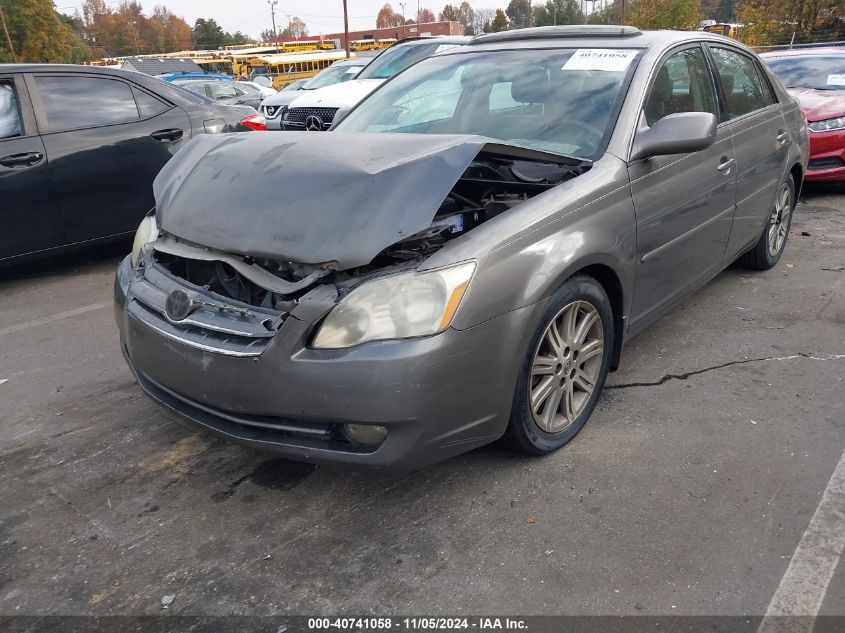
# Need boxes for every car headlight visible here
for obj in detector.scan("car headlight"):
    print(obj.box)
[312,261,476,349]
[808,116,845,132]
[131,211,158,266]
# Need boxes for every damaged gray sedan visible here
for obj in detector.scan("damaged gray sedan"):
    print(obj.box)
[115,26,807,468]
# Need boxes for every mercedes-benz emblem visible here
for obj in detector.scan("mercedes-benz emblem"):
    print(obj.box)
[304,114,324,131]
[165,289,197,321]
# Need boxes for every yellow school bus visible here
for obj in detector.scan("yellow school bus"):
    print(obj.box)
[350,38,396,52]
[703,23,745,40]
[244,50,351,89]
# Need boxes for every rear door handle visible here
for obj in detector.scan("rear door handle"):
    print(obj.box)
[0,152,44,168]
[776,131,788,144]
[151,128,184,142]
[717,157,735,173]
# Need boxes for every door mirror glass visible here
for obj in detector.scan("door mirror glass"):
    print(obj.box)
[631,111,717,160]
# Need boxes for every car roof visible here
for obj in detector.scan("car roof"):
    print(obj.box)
[759,47,845,58]
[393,35,472,47]
[1,63,224,108]
[331,58,368,66]
[462,25,748,53]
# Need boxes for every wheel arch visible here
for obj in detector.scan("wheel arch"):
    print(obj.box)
[543,256,628,373]
[789,162,804,199]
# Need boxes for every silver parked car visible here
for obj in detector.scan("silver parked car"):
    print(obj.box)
[116,26,807,468]
[177,79,262,110]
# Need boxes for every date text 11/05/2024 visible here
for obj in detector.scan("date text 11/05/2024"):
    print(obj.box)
[306,617,528,630]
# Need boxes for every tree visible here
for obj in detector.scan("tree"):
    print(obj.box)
[627,0,700,30]
[192,17,226,49]
[490,8,510,31]
[699,0,734,23]
[228,31,252,45]
[376,3,403,28]
[58,12,92,62]
[534,0,584,26]
[260,28,275,42]
[473,7,495,34]
[0,0,82,63]
[280,17,308,39]
[419,8,436,23]
[440,2,475,33]
[459,2,476,33]
[440,4,459,21]
[586,0,624,24]
[734,0,843,46]
[149,6,192,52]
[506,0,533,28]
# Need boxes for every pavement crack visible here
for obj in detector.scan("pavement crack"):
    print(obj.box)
[607,353,845,390]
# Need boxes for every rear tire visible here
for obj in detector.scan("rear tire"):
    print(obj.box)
[504,274,613,455]
[737,174,795,270]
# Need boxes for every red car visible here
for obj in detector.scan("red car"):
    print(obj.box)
[762,48,845,181]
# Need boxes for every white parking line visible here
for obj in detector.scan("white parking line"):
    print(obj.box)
[0,300,112,337]
[758,448,845,633]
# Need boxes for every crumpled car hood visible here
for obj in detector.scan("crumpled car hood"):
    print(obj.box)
[153,132,491,269]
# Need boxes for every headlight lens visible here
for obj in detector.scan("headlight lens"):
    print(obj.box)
[808,116,845,132]
[312,261,476,349]
[131,211,158,266]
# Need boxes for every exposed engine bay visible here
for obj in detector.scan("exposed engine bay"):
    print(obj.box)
[152,148,589,312]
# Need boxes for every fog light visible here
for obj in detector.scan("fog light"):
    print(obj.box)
[343,423,387,446]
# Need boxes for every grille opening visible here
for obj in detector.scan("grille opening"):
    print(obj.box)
[808,156,845,171]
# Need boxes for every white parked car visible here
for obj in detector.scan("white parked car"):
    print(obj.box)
[260,58,368,130]
[281,37,469,131]
[237,80,277,99]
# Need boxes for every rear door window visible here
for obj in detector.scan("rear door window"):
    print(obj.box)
[132,86,169,118]
[208,83,239,100]
[709,48,769,118]
[0,82,21,139]
[35,76,140,132]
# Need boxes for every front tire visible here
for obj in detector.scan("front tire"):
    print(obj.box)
[504,274,613,455]
[737,174,795,270]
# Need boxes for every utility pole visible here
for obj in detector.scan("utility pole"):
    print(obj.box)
[0,1,16,63]
[417,0,420,25]
[267,0,278,48]
[342,0,350,58]
[621,0,626,23]
[399,2,407,38]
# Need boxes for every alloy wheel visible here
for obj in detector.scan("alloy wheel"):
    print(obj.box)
[767,181,792,257]
[529,300,604,434]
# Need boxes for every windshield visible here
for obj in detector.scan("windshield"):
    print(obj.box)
[766,55,845,90]
[337,48,640,159]
[304,64,363,89]
[357,41,458,80]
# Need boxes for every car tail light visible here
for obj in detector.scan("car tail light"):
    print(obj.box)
[240,115,266,131]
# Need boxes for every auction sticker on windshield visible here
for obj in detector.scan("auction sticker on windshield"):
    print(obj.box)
[827,74,845,86]
[562,49,639,72]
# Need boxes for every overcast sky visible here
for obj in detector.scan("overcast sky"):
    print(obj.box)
[55,0,524,39]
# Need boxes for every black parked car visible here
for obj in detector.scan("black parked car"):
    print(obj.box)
[0,64,259,265]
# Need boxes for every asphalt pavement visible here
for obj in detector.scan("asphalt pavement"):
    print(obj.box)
[0,183,843,622]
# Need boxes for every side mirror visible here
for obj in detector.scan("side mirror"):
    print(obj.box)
[631,112,717,161]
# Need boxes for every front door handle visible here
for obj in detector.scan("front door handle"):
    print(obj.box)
[0,151,43,168]
[776,131,788,145]
[151,128,184,142]
[717,157,735,173]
